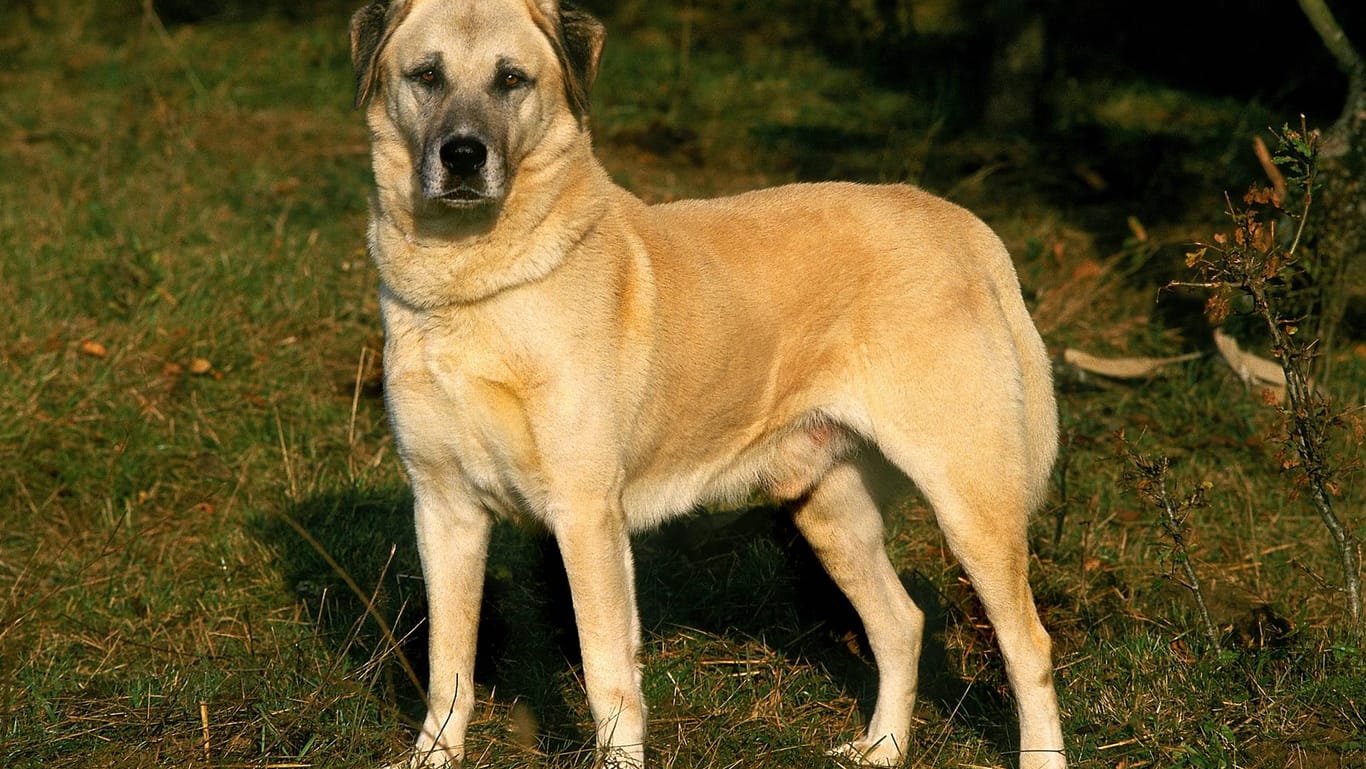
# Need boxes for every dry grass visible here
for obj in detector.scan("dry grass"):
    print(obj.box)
[2,2,1365,768]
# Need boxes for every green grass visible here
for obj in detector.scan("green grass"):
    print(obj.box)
[3,3,1365,768]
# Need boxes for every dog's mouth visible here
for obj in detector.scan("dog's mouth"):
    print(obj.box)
[433,186,493,208]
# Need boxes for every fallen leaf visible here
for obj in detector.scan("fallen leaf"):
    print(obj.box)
[1073,163,1107,191]
[1126,215,1148,242]
[1213,328,1285,400]
[272,177,302,196]
[1063,348,1202,379]
[507,700,539,750]
[1070,259,1105,281]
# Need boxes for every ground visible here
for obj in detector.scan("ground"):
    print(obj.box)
[1,3,1364,768]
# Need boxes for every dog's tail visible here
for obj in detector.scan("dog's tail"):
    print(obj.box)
[976,225,1059,514]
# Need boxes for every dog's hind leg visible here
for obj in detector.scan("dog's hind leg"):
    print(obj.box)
[921,475,1064,768]
[789,460,924,767]
[873,422,1066,769]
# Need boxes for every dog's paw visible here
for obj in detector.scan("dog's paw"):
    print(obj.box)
[1018,748,1068,769]
[827,735,904,767]
[382,757,453,769]
[592,745,645,769]
[384,742,462,769]
[382,758,457,769]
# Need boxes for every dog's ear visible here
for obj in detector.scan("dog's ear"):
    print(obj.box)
[350,0,405,108]
[560,4,606,98]
[531,1,605,122]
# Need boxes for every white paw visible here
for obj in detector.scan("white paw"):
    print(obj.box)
[1018,748,1068,769]
[594,745,645,769]
[382,758,455,769]
[384,742,462,769]
[828,735,904,767]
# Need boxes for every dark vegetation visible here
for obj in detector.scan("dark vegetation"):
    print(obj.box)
[2,1,1364,767]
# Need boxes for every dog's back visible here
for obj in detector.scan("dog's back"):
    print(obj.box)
[645,180,1057,497]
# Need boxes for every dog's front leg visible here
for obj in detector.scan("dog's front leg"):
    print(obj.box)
[553,504,646,768]
[410,482,493,768]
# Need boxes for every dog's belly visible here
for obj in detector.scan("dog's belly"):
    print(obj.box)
[620,415,860,527]
[391,355,857,528]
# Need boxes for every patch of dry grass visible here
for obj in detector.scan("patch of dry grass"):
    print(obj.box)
[2,3,1364,769]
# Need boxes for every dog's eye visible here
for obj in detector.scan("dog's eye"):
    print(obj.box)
[407,65,441,88]
[498,71,527,90]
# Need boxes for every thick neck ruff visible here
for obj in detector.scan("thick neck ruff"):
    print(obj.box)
[369,134,609,309]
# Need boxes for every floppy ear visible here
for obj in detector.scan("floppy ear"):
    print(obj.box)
[560,4,606,96]
[350,0,401,108]
[529,0,605,119]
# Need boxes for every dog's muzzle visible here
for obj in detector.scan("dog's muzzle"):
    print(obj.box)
[421,134,503,207]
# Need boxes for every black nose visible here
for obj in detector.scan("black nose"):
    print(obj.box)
[440,137,487,177]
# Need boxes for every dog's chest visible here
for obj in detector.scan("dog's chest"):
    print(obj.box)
[382,304,553,516]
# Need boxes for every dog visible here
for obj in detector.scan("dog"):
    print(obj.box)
[350,1,1066,767]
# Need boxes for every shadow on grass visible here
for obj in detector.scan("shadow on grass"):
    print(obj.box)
[256,483,1015,761]
[253,485,588,755]
[634,508,1015,756]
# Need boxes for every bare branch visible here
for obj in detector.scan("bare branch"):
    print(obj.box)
[1297,0,1364,79]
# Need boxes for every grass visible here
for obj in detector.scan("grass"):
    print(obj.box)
[2,2,1365,768]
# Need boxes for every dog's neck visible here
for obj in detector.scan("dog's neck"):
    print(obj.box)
[368,133,611,309]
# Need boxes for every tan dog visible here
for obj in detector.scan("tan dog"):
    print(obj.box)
[350,1,1065,767]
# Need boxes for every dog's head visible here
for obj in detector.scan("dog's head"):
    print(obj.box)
[350,0,605,213]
